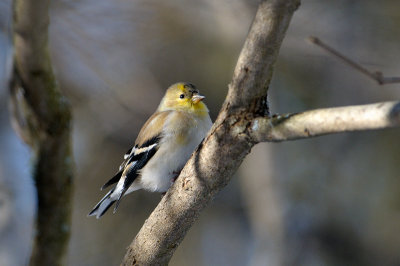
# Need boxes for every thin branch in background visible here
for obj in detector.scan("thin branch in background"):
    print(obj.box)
[308,36,400,85]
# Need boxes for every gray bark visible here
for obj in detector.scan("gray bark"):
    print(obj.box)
[251,101,400,142]
[121,0,400,265]
[121,0,301,264]
[10,0,73,265]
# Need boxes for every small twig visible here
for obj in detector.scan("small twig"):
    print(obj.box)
[308,36,400,85]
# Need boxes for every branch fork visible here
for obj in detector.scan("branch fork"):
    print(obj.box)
[121,0,400,265]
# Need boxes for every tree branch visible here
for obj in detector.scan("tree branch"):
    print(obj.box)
[121,0,400,264]
[10,0,73,265]
[308,36,400,85]
[250,101,400,142]
[121,0,300,265]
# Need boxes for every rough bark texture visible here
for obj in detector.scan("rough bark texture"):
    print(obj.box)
[10,0,73,265]
[121,0,400,264]
[121,0,300,265]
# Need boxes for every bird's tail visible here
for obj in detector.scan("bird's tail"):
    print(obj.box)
[88,189,116,219]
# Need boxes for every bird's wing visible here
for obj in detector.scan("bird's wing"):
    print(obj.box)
[100,111,171,190]
[112,134,161,211]
[100,146,135,190]
[100,111,173,211]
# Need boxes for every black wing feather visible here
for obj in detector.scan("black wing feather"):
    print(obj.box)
[88,188,115,216]
[139,135,161,150]
[90,134,162,217]
[113,141,159,211]
[101,171,122,190]
[100,135,161,190]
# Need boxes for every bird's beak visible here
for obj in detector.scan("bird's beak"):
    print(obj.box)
[192,94,205,104]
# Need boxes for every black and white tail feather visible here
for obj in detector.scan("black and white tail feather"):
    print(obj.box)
[88,135,160,219]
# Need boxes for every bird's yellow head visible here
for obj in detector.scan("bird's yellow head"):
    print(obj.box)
[158,82,209,115]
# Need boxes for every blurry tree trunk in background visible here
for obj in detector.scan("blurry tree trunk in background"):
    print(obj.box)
[239,143,285,266]
[121,0,400,265]
[9,0,73,265]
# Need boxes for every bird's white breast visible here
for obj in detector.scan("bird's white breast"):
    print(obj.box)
[135,111,212,192]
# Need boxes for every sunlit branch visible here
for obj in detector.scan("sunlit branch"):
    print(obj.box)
[251,101,400,142]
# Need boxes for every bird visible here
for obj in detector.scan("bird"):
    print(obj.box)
[88,82,212,218]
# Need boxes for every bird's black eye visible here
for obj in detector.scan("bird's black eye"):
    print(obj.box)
[179,94,185,99]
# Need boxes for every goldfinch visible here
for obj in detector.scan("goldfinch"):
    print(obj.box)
[89,82,212,218]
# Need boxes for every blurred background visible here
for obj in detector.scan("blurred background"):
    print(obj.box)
[1,0,400,265]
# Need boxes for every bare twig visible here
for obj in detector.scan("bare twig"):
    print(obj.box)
[308,36,400,85]
[250,101,400,142]
[11,0,73,265]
